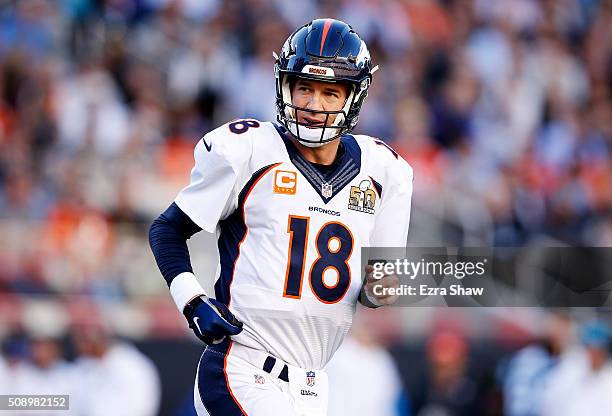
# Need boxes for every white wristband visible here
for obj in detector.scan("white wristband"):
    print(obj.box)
[170,272,207,313]
[364,286,384,307]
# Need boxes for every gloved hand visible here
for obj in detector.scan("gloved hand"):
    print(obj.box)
[183,296,243,345]
[362,264,400,307]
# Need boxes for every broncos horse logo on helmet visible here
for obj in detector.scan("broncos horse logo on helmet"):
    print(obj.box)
[274,19,378,147]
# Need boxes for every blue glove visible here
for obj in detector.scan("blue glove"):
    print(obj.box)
[183,296,243,345]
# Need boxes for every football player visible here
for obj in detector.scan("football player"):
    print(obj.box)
[149,18,413,416]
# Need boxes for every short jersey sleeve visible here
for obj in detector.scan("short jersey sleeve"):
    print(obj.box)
[174,124,253,232]
[371,156,414,247]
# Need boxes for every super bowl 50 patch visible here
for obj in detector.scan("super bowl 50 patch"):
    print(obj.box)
[348,179,377,214]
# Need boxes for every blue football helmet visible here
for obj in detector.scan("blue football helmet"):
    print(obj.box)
[274,19,378,147]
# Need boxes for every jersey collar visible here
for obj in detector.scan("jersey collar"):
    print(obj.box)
[274,123,362,204]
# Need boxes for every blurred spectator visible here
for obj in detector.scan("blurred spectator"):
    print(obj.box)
[411,330,479,416]
[0,303,69,414]
[0,331,74,415]
[326,311,409,416]
[540,319,612,416]
[53,64,131,158]
[10,336,75,416]
[501,311,575,416]
[0,335,30,393]
[70,322,161,416]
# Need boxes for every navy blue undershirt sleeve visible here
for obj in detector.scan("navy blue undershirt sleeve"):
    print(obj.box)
[149,202,203,287]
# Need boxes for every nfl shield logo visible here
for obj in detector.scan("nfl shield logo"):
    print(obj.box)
[306,371,316,387]
[321,183,333,198]
[254,374,265,384]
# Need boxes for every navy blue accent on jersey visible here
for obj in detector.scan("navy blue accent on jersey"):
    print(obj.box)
[215,163,279,306]
[202,136,213,152]
[370,176,383,198]
[261,356,290,382]
[263,356,275,373]
[278,365,289,382]
[149,202,202,287]
[310,222,353,303]
[215,216,245,306]
[228,119,260,135]
[197,339,246,416]
[284,216,309,298]
[274,123,361,203]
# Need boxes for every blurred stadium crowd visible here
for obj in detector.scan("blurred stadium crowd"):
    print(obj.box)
[0,0,612,415]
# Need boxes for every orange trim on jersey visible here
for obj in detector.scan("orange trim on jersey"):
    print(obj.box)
[227,162,281,308]
[224,340,250,415]
[308,220,354,305]
[283,215,310,299]
[320,19,334,56]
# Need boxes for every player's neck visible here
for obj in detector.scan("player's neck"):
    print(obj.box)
[292,137,341,166]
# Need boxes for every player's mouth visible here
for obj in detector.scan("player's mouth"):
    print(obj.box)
[302,116,325,128]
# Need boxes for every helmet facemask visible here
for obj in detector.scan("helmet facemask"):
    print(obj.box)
[278,73,358,147]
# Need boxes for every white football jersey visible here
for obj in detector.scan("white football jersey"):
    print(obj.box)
[175,119,413,369]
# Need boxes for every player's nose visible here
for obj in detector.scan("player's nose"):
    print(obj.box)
[305,91,324,112]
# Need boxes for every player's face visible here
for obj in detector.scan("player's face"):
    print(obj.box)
[291,78,348,128]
